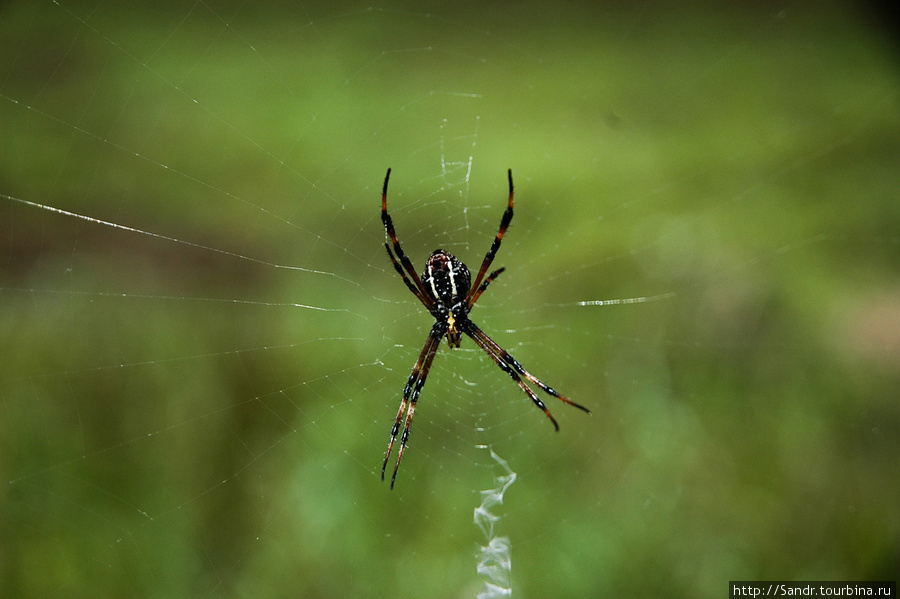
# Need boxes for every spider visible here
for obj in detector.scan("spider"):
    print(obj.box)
[380,168,591,489]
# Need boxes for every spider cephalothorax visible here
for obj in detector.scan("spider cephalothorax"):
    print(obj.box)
[380,169,590,489]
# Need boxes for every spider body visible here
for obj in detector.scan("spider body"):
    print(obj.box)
[380,169,590,488]
[423,249,471,347]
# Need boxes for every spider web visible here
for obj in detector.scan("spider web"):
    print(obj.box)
[2,1,899,598]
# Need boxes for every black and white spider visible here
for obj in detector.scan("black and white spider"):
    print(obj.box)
[380,168,591,489]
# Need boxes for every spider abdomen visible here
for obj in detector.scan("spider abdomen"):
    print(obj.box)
[422,249,471,306]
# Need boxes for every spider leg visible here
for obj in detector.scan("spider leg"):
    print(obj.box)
[465,326,560,429]
[385,242,431,307]
[464,322,591,429]
[472,323,591,415]
[381,168,433,306]
[382,327,442,489]
[466,169,514,308]
[465,267,505,307]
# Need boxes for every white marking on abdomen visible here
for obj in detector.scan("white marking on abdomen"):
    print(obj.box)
[447,262,457,299]
[427,261,440,299]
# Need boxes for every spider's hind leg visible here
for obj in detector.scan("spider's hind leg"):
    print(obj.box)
[382,329,442,489]
[464,322,591,428]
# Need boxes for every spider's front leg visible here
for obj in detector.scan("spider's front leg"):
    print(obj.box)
[382,326,442,489]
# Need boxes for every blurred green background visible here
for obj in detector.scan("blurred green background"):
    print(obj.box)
[1,1,898,597]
